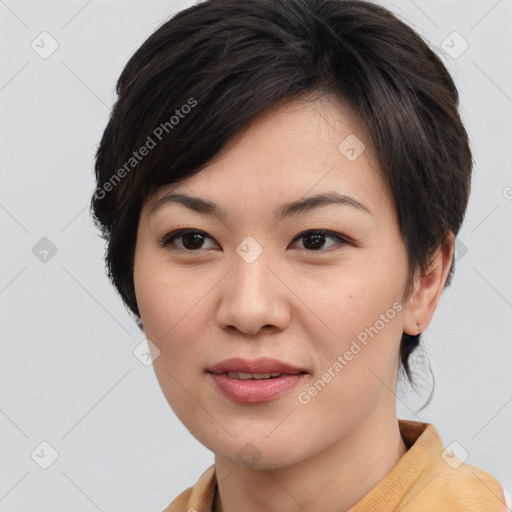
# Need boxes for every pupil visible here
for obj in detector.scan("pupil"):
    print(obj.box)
[183,233,204,250]
[304,233,324,250]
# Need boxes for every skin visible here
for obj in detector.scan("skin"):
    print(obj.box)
[133,96,454,512]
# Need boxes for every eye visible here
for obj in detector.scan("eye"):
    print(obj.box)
[290,229,349,251]
[159,228,349,253]
[159,229,218,251]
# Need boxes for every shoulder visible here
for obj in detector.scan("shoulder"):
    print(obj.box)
[375,420,510,511]
[162,486,193,512]
[401,424,507,511]
[162,464,216,512]
[424,456,507,510]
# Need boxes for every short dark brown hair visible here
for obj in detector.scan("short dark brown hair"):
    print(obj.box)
[90,0,472,396]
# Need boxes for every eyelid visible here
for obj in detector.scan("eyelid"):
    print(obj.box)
[158,228,216,249]
[159,228,352,252]
[290,229,351,250]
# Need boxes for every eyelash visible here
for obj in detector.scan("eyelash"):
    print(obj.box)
[158,228,351,253]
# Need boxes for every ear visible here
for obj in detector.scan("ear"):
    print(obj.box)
[403,230,455,335]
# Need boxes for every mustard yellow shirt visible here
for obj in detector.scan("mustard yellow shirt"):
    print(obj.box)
[163,419,507,511]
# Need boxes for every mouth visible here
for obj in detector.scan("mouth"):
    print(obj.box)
[206,357,308,377]
[209,370,307,380]
[207,369,308,404]
[205,357,308,403]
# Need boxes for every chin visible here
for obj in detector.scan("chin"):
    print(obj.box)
[208,435,308,471]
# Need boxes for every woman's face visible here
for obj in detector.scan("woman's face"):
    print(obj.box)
[133,98,417,469]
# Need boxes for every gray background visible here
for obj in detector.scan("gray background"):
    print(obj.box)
[1,0,511,510]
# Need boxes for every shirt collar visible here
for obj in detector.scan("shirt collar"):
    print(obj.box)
[181,419,436,512]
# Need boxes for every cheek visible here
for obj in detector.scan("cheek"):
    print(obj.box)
[134,261,215,365]
[296,295,403,428]
[311,278,404,381]
[310,268,401,334]
[134,263,215,417]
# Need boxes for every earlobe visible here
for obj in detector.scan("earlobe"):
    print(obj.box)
[403,272,423,336]
[403,231,455,336]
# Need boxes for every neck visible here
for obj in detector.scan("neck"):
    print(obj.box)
[213,411,408,512]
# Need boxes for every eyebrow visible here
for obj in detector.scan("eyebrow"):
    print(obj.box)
[150,191,372,220]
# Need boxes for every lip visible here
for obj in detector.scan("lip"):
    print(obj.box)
[207,357,306,375]
[208,373,306,403]
[206,357,308,404]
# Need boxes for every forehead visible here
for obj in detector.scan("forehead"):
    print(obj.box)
[147,97,391,220]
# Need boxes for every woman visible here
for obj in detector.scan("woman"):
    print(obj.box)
[90,0,508,510]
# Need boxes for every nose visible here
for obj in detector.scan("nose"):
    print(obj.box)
[216,247,291,336]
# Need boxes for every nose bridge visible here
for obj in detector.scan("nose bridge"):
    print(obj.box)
[217,236,289,334]
[231,236,274,304]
